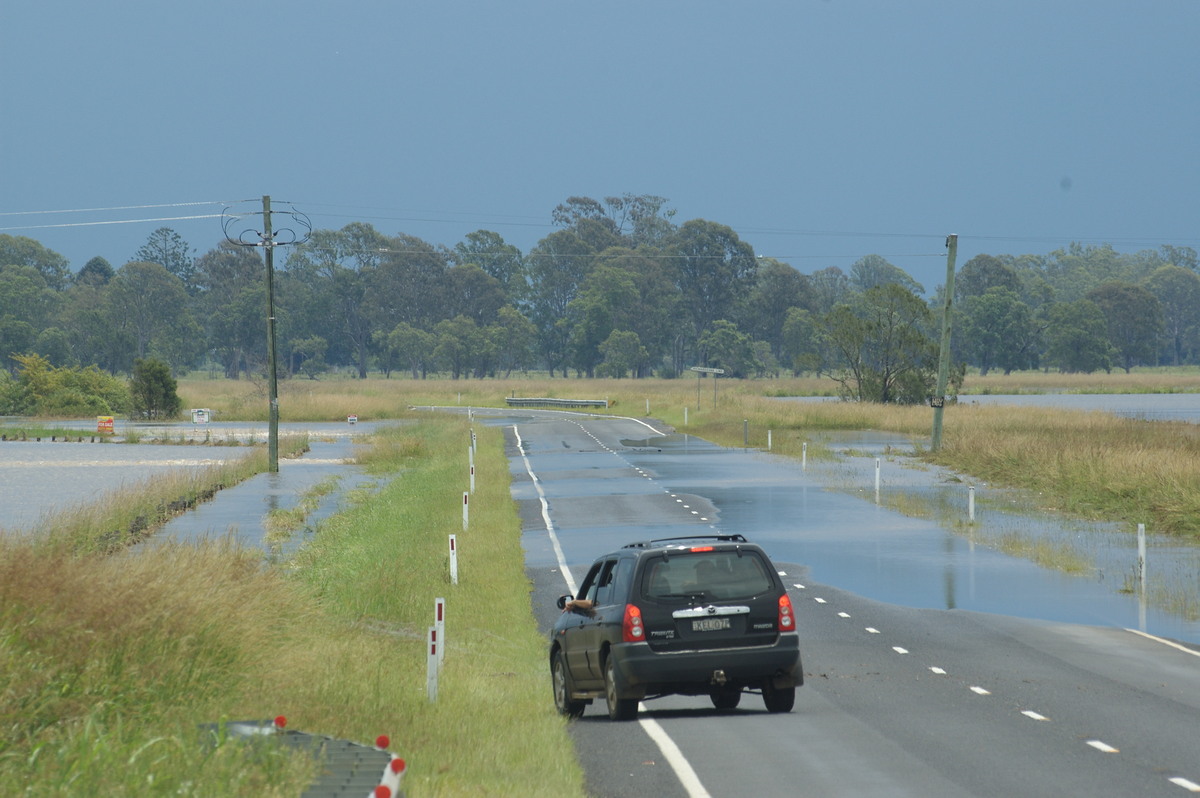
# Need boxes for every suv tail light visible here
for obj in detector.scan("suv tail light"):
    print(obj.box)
[622,604,645,642]
[778,594,795,631]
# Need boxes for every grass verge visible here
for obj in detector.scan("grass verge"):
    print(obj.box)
[1,417,583,796]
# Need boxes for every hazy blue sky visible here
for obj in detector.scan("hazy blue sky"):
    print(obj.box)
[3,1,1197,293]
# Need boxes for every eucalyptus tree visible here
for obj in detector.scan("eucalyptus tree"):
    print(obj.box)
[744,259,814,362]
[957,287,1039,375]
[1085,281,1163,372]
[1042,299,1113,373]
[849,254,924,296]
[285,223,390,378]
[1143,265,1200,365]
[525,229,595,376]
[489,306,537,378]
[820,283,938,404]
[668,219,757,349]
[808,266,851,315]
[452,230,525,301]
[192,241,265,378]
[564,263,640,377]
[441,264,506,327]
[105,261,199,371]
[955,254,1022,301]
[0,234,71,291]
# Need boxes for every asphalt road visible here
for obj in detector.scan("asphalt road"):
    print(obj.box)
[494,410,1200,798]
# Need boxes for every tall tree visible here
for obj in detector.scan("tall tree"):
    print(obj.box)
[1085,281,1163,372]
[134,227,196,292]
[105,261,197,370]
[849,254,924,296]
[820,283,938,404]
[452,230,525,301]
[1143,265,1200,365]
[1042,299,1113,373]
[0,234,70,290]
[669,219,757,343]
[525,230,595,376]
[744,259,814,361]
[957,287,1039,375]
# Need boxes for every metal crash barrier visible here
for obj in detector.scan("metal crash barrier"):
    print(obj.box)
[504,397,608,408]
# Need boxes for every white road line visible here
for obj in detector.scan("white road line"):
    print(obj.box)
[929,667,946,675]
[513,425,575,594]
[639,712,713,798]
[866,627,880,634]
[814,597,827,604]
[1169,776,1200,792]
[1126,628,1200,658]
[837,612,851,618]
[970,686,991,695]
[893,647,909,654]
[1087,740,1119,753]
[1022,710,1049,721]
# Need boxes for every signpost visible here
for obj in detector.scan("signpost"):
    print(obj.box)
[689,366,725,408]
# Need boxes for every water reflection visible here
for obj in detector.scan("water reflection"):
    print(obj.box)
[632,428,1200,646]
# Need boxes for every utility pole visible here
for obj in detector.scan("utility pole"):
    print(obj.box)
[263,195,279,472]
[931,234,958,452]
[221,197,310,475]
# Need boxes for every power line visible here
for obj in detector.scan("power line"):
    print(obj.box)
[0,214,226,232]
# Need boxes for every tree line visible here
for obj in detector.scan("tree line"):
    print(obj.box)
[2,194,1198,408]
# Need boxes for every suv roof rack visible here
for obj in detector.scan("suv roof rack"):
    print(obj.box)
[622,533,748,550]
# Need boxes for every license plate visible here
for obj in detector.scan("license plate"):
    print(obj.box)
[692,617,731,632]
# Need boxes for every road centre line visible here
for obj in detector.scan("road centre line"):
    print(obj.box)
[519,423,709,798]
[1021,710,1050,721]
[1086,740,1119,753]
[1169,776,1200,792]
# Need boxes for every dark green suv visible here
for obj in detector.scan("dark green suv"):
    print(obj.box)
[550,534,802,720]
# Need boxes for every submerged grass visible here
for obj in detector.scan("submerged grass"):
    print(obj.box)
[0,417,583,796]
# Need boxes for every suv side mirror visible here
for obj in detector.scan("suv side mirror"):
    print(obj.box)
[556,594,574,610]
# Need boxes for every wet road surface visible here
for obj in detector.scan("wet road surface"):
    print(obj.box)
[498,410,1200,798]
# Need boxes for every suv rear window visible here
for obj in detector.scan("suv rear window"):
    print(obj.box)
[640,550,774,601]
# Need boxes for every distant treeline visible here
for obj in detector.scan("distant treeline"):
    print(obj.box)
[2,194,1197,404]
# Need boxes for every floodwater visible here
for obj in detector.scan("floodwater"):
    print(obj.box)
[4,396,1199,643]
[775,393,1200,643]
[0,421,386,556]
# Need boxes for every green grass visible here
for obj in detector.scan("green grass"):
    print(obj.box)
[0,418,584,796]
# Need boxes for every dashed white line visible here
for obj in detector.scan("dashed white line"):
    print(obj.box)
[970,686,991,696]
[1021,710,1049,721]
[893,647,909,654]
[1086,740,1119,753]
[866,627,880,634]
[837,612,851,618]
[929,667,946,675]
[1169,776,1200,792]
[813,597,827,604]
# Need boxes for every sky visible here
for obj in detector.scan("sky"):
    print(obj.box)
[2,1,1198,295]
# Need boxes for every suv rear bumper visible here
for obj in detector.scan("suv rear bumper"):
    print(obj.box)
[609,634,802,698]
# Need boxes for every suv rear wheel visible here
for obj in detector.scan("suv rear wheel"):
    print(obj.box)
[762,682,795,713]
[604,655,638,721]
[552,650,586,718]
